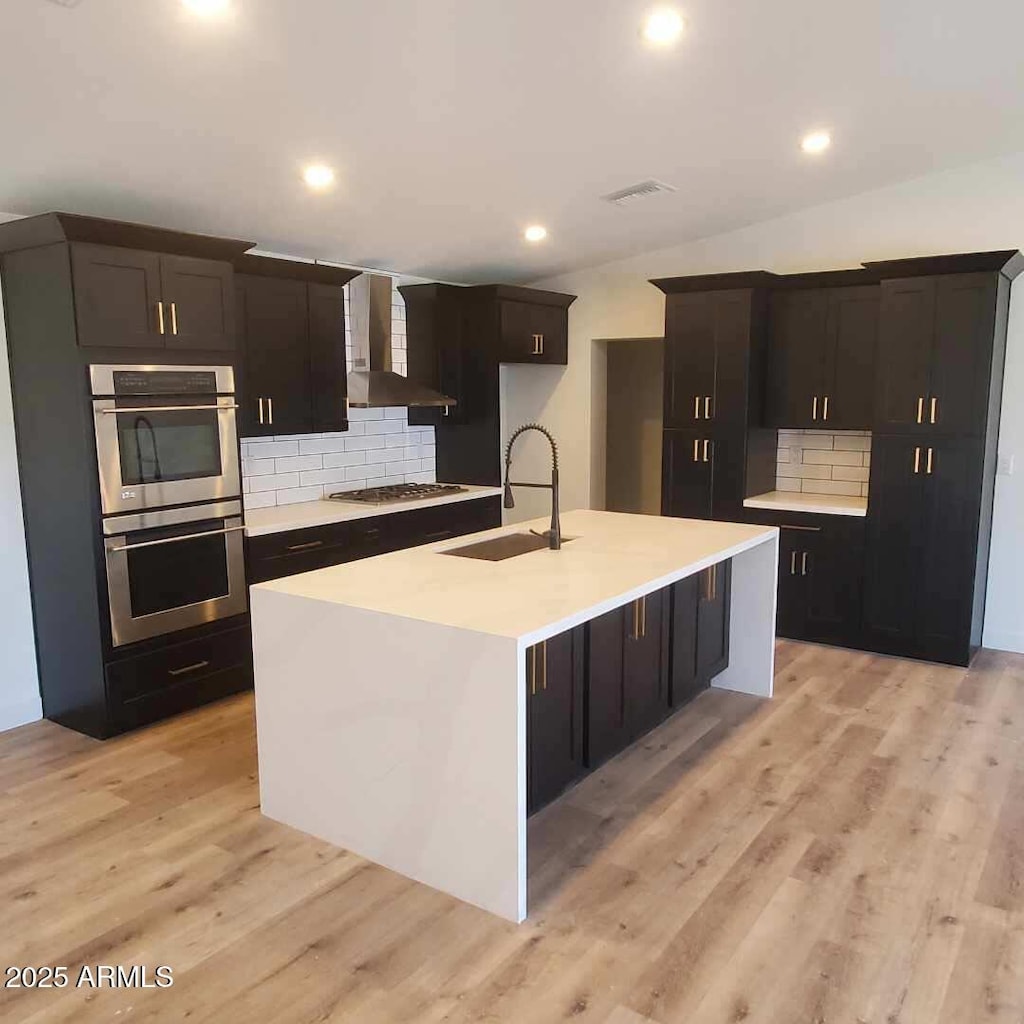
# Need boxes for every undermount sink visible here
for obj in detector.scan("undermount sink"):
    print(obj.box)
[442,532,576,562]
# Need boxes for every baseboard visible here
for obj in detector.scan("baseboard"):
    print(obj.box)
[982,630,1024,656]
[0,692,43,734]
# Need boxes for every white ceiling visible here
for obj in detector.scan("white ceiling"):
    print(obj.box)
[3,0,1024,282]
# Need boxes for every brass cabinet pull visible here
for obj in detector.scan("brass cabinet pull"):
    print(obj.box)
[801,552,809,576]
[710,564,718,601]
[157,301,165,335]
[693,438,700,462]
[168,660,210,678]
[812,396,819,421]
[930,397,938,425]
[267,397,274,426]
[531,333,544,355]
[790,551,798,576]
[926,447,934,475]
[632,599,640,640]
[286,540,324,552]
[258,397,265,425]
[694,395,701,420]
[703,439,711,463]
[823,396,830,422]
[913,446,921,474]
[530,646,537,695]
[641,596,647,638]
[705,396,712,420]
[170,301,179,336]
[917,397,925,424]
[779,524,822,533]
[539,641,547,690]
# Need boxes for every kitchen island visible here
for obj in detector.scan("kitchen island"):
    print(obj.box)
[251,510,778,922]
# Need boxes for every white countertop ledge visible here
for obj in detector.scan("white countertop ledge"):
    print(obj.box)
[243,484,503,537]
[744,490,868,518]
[252,509,778,646]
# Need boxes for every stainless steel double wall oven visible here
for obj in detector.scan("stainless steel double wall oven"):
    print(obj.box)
[91,364,247,647]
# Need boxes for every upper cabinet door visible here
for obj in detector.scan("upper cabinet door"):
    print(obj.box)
[498,300,568,364]
[235,276,312,437]
[308,283,349,434]
[159,255,235,350]
[71,244,164,349]
[929,274,998,438]
[766,289,829,428]
[824,286,879,430]
[875,278,935,433]
[663,293,718,427]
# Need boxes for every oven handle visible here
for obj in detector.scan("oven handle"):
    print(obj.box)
[107,525,246,553]
[99,404,239,414]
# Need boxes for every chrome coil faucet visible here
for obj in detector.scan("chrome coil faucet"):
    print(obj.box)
[503,423,561,550]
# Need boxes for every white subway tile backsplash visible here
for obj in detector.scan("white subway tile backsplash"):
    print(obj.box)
[299,436,352,455]
[385,407,407,419]
[242,458,277,477]
[243,491,277,510]
[321,451,368,469]
[364,419,406,435]
[775,429,873,500]
[248,472,301,493]
[275,455,324,473]
[276,485,326,505]
[344,434,389,452]
[244,440,300,460]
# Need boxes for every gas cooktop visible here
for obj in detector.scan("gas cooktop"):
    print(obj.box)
[324,483,468,505]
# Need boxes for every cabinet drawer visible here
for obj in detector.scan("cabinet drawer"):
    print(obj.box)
[387,496,501,549]
[246,518,388,583]
[105,624,252,731]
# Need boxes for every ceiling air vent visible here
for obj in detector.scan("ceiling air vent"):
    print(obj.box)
[602,179,677,207]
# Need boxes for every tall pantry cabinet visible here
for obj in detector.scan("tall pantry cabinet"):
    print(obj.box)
[862,252,1024,666]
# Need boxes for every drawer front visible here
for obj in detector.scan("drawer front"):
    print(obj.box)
[105,624,253,731]
[387,496,501,549]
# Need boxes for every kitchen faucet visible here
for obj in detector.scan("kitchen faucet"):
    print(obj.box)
[503,423,561,550]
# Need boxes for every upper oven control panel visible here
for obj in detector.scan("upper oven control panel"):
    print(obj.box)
[89,364,235,398]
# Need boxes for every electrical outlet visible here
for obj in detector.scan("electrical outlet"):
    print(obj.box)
[997,453,1016,477]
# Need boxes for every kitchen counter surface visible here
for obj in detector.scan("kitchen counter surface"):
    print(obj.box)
[251,508,779,923]
[744,490,868,518]
[254,509,777,645]
[243,484,503,537]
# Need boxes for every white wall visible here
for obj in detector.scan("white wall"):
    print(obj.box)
[506,149,1024,654]
[0,238,43,730]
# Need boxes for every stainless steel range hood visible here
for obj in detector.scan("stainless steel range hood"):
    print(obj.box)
[347,273,456,409]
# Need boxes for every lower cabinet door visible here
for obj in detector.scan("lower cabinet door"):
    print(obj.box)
[527,627,585,814]
[586,605,627,768]
[803,520,866,645]
[697,561,731,683]
[669,575,701,706]
[662,429,714,519]
[776,529,809,639]
[623,590,669,740]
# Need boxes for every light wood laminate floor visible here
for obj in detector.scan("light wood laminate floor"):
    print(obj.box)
[1,641,1023,1023]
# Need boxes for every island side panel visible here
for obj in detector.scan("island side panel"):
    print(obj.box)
[251,587,526,922]
[712,532,778,698]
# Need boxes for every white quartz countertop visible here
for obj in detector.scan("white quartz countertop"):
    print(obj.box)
[252,509,777,643]
[743,490,868,518]
[244,484,503,537]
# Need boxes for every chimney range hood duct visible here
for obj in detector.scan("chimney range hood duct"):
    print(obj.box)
[346,273,456,409]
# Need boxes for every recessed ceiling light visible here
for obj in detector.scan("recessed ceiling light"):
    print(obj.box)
[182,0,231,15]
[801,130,832,155]
[302,164,336,191]
[524,225,548,243]
[643,7,685,46]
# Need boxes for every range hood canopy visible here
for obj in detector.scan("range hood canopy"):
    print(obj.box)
[347,273,456,409]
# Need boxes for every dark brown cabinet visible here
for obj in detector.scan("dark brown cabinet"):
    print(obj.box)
[401,283,575,485]
[235,256,358,438]
[586,590,669,768]
[526,627,586,814]
[874,273,998,438]
[669,563,732,708]
[72,243,235,351]
[764,517,866,646]
[766,284,878,430]
[496,292,571,365]
[654,275,776,524]
[863,435,984,664]
[662,429,715,519]
[246,496,502,584]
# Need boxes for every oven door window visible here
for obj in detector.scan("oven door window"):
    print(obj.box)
[116,407,223,486]
[126,520,230,618]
